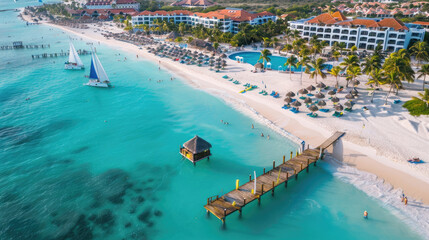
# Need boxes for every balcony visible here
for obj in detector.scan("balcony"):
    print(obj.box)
[350,30,357,35]
[389,34,397,38]
[388,40,396,44]
[317,28,324,32]
[398,35,406,39]
[361,31,368,35]
[368,39,376,43]
[341,30,349,34]
[332,35,340,40]
[325,29,331,33]
[377,33,385,38]
[397,41,405,45]
[376,40,384,44]
[369,32,376,37]
[333,29,340,33]
[341,36,348,40]
[324,34,331,39]
[349,37,356,41]
[360,37,367,42]
[310,27,316,31]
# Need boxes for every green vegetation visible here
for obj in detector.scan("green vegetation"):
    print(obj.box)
[403,89,429,116]
[36,3,70,17]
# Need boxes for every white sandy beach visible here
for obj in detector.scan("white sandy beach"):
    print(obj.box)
[23,14,429,207]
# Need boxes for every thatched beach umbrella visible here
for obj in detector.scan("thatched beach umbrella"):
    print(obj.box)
[352,79,360,86]
[316,82,326,89]
[315,92,325,99]
[331,96,340,103]
[335,104,344,111]
[284,97,293,103]
[308,105,319,113]
[345,93,355,100]
[298,88,308,95]
[317,100,327,107]
[291,100,302,107]
[344,101,353,108]
[351,89,359,96]
[328,90,336,96]
[254,62,263,70]
[304,97,312,104]
[306,85,316,92]
[220,53,227,58]
[286,91,296,97]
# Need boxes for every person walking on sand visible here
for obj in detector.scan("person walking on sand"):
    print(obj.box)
[251,124,254,129]
[401,193,405,202]
[404,197,408,206]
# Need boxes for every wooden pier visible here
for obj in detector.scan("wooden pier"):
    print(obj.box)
[204,131,345,223]
[0,43,50,50]
[31,49,91,59]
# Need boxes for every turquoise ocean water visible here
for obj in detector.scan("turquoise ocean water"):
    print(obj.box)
[0,1,423,239]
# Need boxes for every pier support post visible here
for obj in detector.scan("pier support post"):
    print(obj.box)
[263,168,265,174]
[243,198,246,206]
[307,159,310,172]
[300,164,303,171]
[258,196,261,205]
[314,160,317,167]
[283,155,285,164]
[273,160,275,169]
[295,170,298,180]
[249,174,251,182]
[290,151,293,159]
[272,181,275,196]
[261,184,264,194]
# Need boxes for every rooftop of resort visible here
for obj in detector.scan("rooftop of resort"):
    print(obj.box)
[171,0,215,7]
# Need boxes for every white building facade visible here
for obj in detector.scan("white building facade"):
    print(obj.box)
[131,9,277,34]
[290,11,425,52]
[85,0,140,10]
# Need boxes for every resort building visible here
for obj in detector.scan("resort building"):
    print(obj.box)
[131,8,277,34]
[85,0,140,10]
[413,21,429,31]
[171,0,214,8]
[289,11,426,52]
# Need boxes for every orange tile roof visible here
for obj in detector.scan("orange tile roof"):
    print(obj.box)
[194,9,274,22]
[378,18,408,31]
[306,11,348,25]
[413,21,429,26]
[137,10,193,16]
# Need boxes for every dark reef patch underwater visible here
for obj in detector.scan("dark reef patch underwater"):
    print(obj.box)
[0,163,172,240]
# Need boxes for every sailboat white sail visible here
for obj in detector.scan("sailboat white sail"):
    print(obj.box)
[84,52,111,88]
[65,42,84,70]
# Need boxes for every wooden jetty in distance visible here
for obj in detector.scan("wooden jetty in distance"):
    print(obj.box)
[32,49,91,59]
[0,42,50,50]
[204,131,345,223]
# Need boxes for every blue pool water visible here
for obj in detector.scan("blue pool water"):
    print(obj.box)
[229,51,333,72]
[0,2,424,240]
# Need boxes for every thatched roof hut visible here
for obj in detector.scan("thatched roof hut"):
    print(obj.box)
[180,135,212,164]
[189,39,214,52]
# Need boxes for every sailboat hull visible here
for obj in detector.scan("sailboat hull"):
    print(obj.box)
[65,63,84,70]
[84,80,110,88]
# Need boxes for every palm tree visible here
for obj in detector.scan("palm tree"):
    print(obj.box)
[258,49,272,69]
[284,55,298,80]
[383,71,402,104]
[262,37,271,48]
[329,66,342,88]
[417,64,429,90]
[213,42,219,54]
[282,44,293,55]
[338,42,346,56]
[350,45,358,55]
[297,54,310,85]
[332,51,341,65]
[383,51,414,86]
[412,89,429,108]
[410,41,429,66]
[309,58,327,84]
[403,89,429,116]
[361,55,381,75]
[311,42,322,59]
[346,66,362,88]
[367,68,386,103]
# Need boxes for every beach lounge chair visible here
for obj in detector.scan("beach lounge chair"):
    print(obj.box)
[273,93,280,98]
[394,100,401,104]
[270,91,276,96]
[344,108,352,112]
[299,96,306,100]
[282,104,290,109]
[307,93,314,97]
[290,107,299,113]
[319,108,330,113]
[332,111,343,117]
[222,75,229,79]
[307,113,318,118]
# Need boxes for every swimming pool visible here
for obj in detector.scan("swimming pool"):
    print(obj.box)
[229,51,333,72]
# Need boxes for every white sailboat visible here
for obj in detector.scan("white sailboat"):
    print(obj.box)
[84,51,111,88]
[65,42,84,70]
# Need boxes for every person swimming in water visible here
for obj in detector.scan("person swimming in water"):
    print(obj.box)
[251,124,254,129]
[363,210,368,219]
[261,133,264,137]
